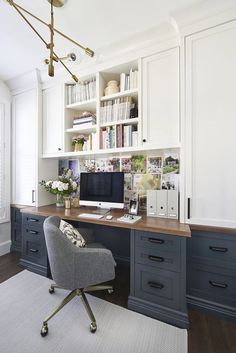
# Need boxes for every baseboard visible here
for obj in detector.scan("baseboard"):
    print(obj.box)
[0,240,11,256]
[128,295,189,329]
[187,295,236,322]
[19,259,49,278]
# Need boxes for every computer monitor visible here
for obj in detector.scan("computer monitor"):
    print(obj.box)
[80,172,124,210]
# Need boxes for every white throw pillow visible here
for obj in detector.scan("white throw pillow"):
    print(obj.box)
[59,220,86,248]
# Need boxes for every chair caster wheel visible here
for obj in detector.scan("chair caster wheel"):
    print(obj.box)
[40,324,48,337]
[90,322,97,333]
[49,287,55,294]
[108,289,114,294]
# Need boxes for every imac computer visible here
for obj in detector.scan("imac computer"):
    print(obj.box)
[80,172,124,211]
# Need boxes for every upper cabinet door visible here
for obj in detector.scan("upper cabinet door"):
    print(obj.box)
[142,47,179,148]
[12,90,37,206]
[185,21,236,228]
[42,85,63,155]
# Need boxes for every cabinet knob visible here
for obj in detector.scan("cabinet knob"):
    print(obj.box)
[58,147,62,151]
[142,139,146,143]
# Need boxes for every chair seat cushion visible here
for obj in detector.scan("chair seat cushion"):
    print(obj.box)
[59,220,86,248]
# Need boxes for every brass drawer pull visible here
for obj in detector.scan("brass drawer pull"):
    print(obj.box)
[28,230,38,235]
[148,255,164,263]
[148,238,164,245]
[209,246,228,253]
[27,218,39,222]
[209,280,228,289]
[29,248,39,253]
[148,281,164,290]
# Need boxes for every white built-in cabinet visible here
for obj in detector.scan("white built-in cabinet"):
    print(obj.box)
[42,85,63,156]
[142,47,179,148]
[11,83,58,207]
[185,20,236,228]
[42,53,180,157]
[12,89,37,206]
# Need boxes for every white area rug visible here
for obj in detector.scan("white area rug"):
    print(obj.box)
[0,270,187,353]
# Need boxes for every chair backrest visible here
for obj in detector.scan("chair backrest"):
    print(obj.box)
[43,215,78,289]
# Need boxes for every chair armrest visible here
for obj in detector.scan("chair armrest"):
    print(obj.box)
[72,247,116,289]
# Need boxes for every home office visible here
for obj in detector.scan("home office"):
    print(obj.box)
[1,1,236,353]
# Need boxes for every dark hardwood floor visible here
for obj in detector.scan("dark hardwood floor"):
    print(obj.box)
[1,252,236,353]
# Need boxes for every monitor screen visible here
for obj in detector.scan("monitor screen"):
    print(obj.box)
[80,172,124,209]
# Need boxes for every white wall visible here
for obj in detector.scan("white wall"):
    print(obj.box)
[0,80,11,256]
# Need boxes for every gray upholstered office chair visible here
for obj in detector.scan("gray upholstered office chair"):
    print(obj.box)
[41,215,116,337]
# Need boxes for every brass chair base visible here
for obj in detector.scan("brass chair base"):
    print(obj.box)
[40,283,114,337]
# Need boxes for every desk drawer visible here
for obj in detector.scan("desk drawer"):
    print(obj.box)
[23,227,43,239]
[188,231,236,269]
[135,264,180,310]
[22,214,45,229]
[22,239,47,266]
[135,246,181,272]
[188,263,236,308]
[135,230,180,253]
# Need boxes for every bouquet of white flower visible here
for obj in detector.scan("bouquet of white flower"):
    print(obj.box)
[40,169,78,197]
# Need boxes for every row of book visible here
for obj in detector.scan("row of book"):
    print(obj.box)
[120,69,138,92]
[72,112,96,129]
[67,78,96,104]
[100,97,136,124]
[100,125,138,149]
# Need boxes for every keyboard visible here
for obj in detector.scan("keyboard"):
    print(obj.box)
[77,213,104,220]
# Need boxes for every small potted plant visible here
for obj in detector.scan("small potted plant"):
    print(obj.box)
[72,135,87,152]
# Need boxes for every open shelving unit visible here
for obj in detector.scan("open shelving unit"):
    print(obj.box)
[62,60,141,155]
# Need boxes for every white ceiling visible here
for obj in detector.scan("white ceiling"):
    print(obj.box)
[0,0,202,81]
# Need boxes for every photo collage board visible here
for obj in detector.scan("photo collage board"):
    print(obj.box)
[59,153,179,210]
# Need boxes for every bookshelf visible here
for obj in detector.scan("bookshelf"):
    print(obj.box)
[98,61,139,151]
[62,61,140,155]
[64,74,98,154]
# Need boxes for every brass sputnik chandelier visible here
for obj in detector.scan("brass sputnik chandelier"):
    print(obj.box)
[6,0,95,82]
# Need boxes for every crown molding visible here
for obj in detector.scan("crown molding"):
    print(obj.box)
[170,0,236,36]
[6,69,41,95]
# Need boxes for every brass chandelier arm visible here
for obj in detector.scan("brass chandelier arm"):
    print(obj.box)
[6,0,79,82]
[53,52,78,82]
[7,0,48,47]
[48,0,54,77]
[6,0,94,57]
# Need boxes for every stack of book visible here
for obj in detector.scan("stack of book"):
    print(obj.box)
[100,97,136,124]
[120,69,138,92]
[73,112,96,129]
[67,78,96,104]
[100,125,138,149]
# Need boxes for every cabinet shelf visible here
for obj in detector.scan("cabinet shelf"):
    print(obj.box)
[100,118,139,128]
[42,143,181,159]
[66,98,96,111]
[100,88,138,102]
[66,125,97,134]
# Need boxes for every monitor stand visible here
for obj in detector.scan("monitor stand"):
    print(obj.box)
[92,208,110,215]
